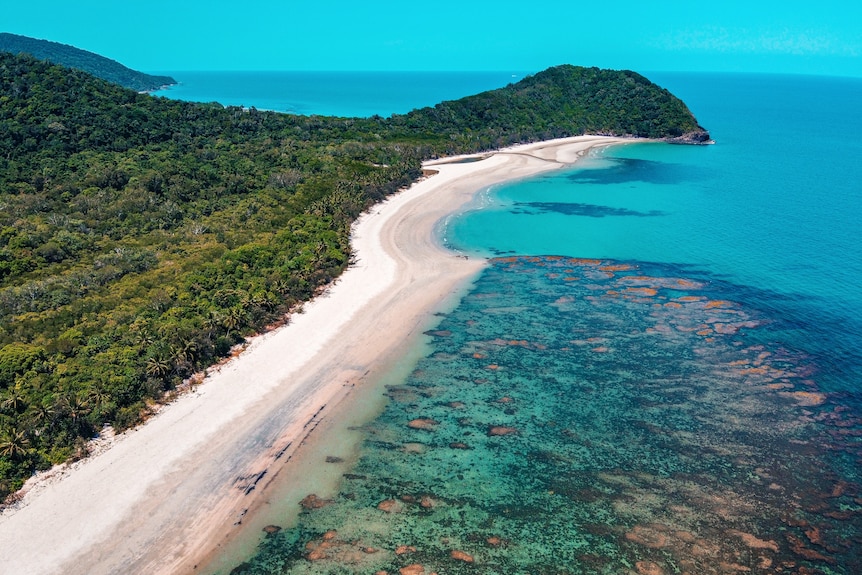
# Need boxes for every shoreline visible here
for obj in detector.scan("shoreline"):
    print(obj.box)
[0,135,633,575]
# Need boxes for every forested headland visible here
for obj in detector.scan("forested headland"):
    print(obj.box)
[0,51,707,499]
[0,33,175,92]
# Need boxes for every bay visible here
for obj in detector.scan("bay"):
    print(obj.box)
[200,71,862,574]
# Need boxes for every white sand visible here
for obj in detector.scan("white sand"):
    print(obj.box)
[0,136,630,575]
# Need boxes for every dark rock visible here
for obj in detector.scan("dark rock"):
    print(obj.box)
[299,493,332,510]
[666,129,714,145]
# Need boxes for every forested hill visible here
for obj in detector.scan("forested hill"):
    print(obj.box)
[394,65,709,144]
[0,52,707,499]
[0,33,175,92]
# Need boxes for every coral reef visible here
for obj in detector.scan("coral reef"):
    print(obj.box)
[230,257,861,574]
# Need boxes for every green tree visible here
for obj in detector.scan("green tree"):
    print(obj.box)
[0,426,31,460]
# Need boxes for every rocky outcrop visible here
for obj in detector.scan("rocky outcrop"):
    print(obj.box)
[666,129,714,145]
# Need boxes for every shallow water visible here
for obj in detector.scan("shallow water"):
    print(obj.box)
[228,258,861,574]
[215,72,862,574]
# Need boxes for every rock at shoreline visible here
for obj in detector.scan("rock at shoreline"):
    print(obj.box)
[666,129,714,145]
[299,493,332,510]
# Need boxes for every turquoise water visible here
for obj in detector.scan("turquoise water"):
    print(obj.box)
[444,73,862,396]
[446,74,862,313]
[151,71,525,117]
[218,73,862,573]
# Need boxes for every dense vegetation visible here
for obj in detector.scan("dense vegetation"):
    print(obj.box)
[0,33,175,92]
[0,51,706,498]
[394,65,704,146]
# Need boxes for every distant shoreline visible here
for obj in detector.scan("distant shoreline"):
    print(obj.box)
[0,135,633,575]
[146,70,530,117]
[140,81,177,94]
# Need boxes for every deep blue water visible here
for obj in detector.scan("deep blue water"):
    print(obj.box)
[152,71,525,116]
[203,72,862,574]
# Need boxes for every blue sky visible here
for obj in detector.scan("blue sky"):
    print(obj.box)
[4,1,860,77]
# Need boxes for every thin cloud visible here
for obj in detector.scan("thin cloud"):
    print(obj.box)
[653,26,859,57]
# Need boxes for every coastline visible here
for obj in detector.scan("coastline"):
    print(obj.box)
[0,135,632,575]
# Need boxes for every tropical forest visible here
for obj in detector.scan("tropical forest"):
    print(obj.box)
[0,50,706,499]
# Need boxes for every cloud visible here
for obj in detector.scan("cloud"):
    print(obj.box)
[653,26,859,57]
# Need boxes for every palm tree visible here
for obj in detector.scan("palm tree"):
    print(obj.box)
[0,425,31,460]
[169,340,198,375]
[86,386,113,415]
[61,393,91,426]
[1,385,27,414]
[176,339,198,364]
[29,400,57,433]
[204,310,224,339]
[145,356,172,379]
[273,279,290,296]
[222,306,246,337]
[134,330,155,350]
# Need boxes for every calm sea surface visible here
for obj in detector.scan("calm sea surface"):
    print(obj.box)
[173,72,862,574]
[152,71,526,116]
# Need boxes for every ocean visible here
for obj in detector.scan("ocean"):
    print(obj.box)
[161,71,862,574]
[151,71,526,116]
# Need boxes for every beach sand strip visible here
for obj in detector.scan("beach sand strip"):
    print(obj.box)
[0,136,630,575]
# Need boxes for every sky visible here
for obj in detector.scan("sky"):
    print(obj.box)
[3,1,860,77]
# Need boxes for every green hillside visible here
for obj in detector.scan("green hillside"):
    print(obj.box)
[0,32,175,91]
[394,65,707,145]
[0,51,707,498]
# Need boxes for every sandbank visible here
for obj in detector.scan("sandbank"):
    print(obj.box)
[0,135,631,575]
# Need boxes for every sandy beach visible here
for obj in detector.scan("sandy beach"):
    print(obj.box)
[0,136,630,575]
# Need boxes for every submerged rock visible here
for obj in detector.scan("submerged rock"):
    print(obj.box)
[635,560,664,575]
[450,549,474,563]
[377,499,404,513]
[407,418,438,431]
[299,493,332,510]
[728,529,779,552]
[625,524,669,548]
